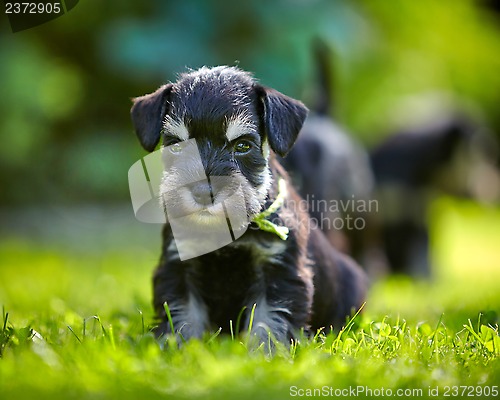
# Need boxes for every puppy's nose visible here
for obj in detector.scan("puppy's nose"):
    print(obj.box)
[190,182,213,206]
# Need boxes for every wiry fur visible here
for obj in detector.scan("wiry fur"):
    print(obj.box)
[130,66,367,343]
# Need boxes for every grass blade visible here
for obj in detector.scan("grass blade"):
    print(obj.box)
[67,325,82,343]
[207,327,222,344]
[229,320,234,341]
[163,301,175,335]
[247,303,257,335]
[235,306,247,335]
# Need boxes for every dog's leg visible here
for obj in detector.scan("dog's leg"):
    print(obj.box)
[244,262,313,346]
[153,258,210,340]
[245,296,294,344]
[155,292,209,340]
[166,292,209,340]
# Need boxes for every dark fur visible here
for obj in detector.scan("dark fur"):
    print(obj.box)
[279,41,382,276]
[370,116,480,276]
[130,66,367,342]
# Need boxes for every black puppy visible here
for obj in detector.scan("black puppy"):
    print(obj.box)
[281,40,377,265]
[370,114,497,276]
[130,66,366,343]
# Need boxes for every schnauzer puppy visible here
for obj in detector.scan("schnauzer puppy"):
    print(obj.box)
[280,40,385,278]
[130,66,367,343]
[370,113,498,277]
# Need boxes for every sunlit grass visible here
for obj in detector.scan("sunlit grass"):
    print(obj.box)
[0,198,499,399]
[431,196,500,276]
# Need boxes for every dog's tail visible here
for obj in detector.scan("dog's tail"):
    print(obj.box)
[311,38,336,117]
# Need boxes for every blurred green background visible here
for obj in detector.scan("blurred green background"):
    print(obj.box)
[1,0,499,205]
[1,3,499,397]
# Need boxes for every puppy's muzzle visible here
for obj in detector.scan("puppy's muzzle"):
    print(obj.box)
[189,181,213,206]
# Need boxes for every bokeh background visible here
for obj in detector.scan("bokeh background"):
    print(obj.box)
[1,3,500,398]
[1,0,500,204]
[1,0,499,317]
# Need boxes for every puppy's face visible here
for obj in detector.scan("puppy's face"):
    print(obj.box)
[131,66,308,228]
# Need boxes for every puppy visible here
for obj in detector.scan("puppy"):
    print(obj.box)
[280,40,383,277]
[283,115,385,277]
[130,66,367,343]
[370,113,499,276]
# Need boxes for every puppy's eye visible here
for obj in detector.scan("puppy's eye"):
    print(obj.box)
[168,142,183,154]
[233,140,253,155]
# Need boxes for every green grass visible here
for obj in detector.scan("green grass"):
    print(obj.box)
[0,198,499,399]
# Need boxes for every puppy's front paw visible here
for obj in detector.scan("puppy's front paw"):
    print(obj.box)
[245,300,295,348]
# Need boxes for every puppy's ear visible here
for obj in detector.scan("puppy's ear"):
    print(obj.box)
[131,84,173,152]
[255,85,308,157]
